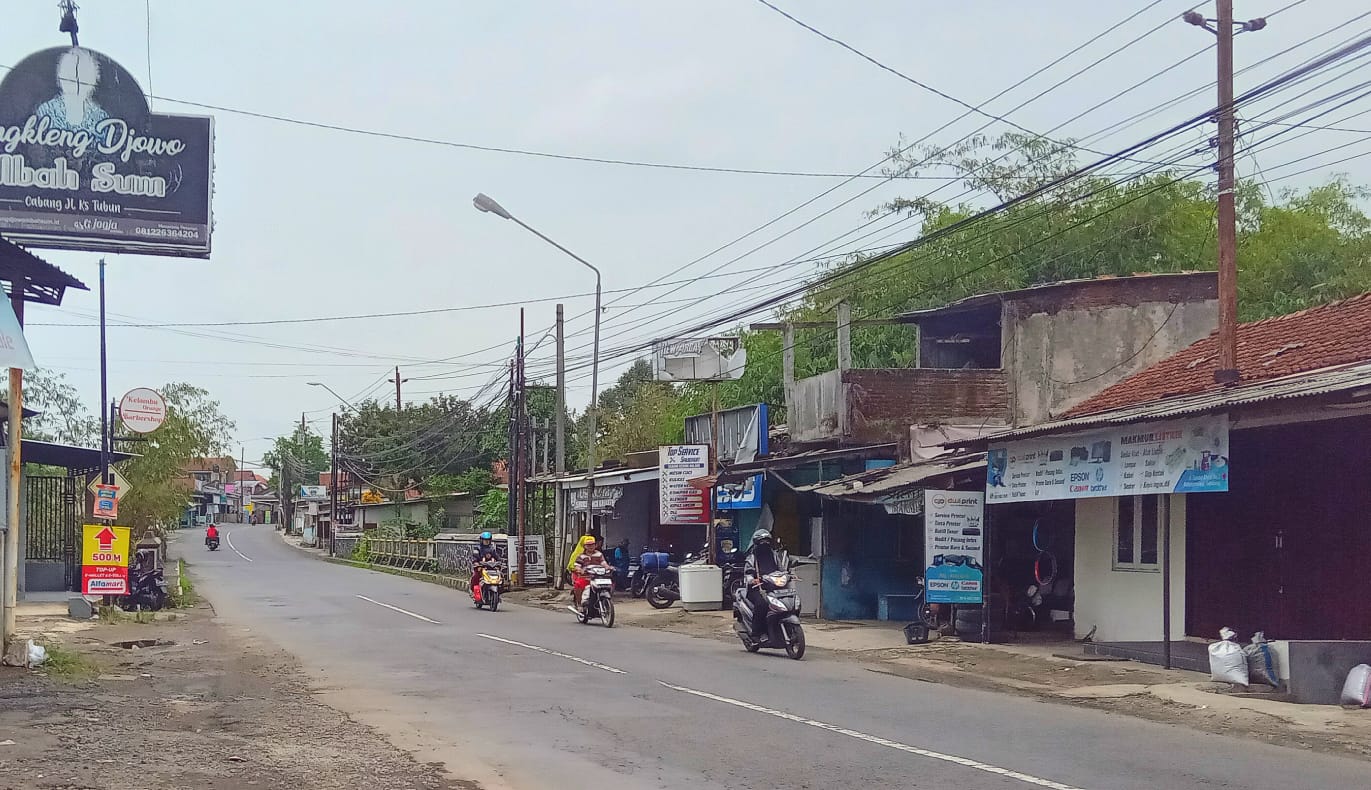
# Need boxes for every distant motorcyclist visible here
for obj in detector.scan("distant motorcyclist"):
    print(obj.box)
[743,529,786,638]
[470,531,500,589]
[205,523,219,548]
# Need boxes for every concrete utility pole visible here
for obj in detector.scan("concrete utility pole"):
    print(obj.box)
[2,294,24,646]
[330,413,338,554]
[1185,2,1266,384]
[554,303,567,588]
[516,309,527,586]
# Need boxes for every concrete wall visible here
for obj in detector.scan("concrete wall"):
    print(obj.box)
[1008,299,1218,425]
[356,501,428,530]
[1073,494,1187,643]
[789,369,844,444]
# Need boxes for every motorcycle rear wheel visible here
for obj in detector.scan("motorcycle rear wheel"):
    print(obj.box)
[646,581,675,610]
[784,623,806,660]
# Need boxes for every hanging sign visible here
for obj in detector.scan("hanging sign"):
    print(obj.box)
[118,387,166,433]
[571,485,623,512]
[715,474,762,510]
[923,491,984,605]
[659,444,709,524]
[0,298,35,370]
[81,523,131,594]
[0,46,214,258]
[92,483,119,520]
[986,415,1229,504]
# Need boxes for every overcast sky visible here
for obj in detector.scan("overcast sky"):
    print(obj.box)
[3,0,1367,468]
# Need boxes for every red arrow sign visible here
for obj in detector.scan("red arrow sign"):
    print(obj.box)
[96,527,117,550]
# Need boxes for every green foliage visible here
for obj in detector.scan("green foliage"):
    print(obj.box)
[420,466,496,497]
[474,488,508,531]
[263,423,329,492]
[16,368,99,446]
[118,383,235,534]
[350,538,372,563]
[170,558,197,608]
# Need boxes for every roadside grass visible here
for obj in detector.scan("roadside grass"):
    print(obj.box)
[171,558,197,608]
[38,642,99,682]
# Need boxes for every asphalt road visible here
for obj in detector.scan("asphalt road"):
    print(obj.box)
[178,525,1367,790]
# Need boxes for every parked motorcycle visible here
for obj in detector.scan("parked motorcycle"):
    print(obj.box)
[471,559,504,612]
[733,560,805,660]
[631,550,670,599]
[575,565,615,627]
[120,566,168,612]
[645,546,707,609]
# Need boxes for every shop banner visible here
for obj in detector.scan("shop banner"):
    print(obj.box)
[571,484,623,512]
[923,491,984,604]
[659,444,709,524]
[715,473,762,510]
[987,415,1229,504]
[0,47,213,257]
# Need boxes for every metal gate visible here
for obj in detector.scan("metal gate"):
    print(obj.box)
[25,475,80,589]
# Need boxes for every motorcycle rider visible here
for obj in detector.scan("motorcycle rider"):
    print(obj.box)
[205,523,219,548]
[743,529,786,639]
[470,531,500,591]
[572,536,609,613]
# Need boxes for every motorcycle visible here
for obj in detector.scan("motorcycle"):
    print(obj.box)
[471,559,504,612]
[120,566,168,612]
[733,560,805,660]
[575,564,615,627]
[206,536,220,551]
[645,545,707,609]
[631,550,670,599]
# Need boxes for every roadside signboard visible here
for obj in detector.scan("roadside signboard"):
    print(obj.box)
[87,466,131,499]
[986,415,1229,504]
[0,46,214,257]
[923,491,985,605]
[0,297,35,370]
[81,523,131,595]
[92,484,118,520]
[659,444,709,524]
[118,387,166,433]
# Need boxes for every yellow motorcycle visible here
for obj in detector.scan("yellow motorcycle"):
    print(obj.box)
[472,559,504,612]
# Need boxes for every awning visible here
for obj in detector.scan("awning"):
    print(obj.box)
[797,453,987,505]
[18,440,136,472]
[532,464,659,489]
[715,442,898,483]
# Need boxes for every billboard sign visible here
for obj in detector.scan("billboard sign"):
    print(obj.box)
[715,473,762,510]
[81,523,131,595]
[654,336,746,382]
[0,46,213,257]
[923,491,984,605]
[659,444,709,524]
[987,415,1229,504]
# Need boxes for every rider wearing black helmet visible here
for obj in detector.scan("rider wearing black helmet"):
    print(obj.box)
[744,529,784,638]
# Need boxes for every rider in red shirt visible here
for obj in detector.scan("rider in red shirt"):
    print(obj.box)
[205,524,219,546]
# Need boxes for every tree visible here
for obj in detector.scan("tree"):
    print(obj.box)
[263,423,329,492]
[12,368,99,446]
[117,383,235,535]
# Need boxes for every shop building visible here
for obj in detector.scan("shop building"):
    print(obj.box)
[969,294,1371,698]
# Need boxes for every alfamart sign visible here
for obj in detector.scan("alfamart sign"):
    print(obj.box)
[0,46,213,257]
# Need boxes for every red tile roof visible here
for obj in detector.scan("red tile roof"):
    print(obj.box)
[1066,292,1371,417]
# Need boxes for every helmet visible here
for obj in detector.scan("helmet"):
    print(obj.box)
[750,529,773,547]
[479,531,493,542]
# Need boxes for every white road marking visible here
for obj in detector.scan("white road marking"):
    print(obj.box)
[354,595,442,624]
[658,682,1084,790]
[475,634,625,674]
[224,532,253,563]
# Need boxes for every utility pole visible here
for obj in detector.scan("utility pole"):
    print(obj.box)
[554,303,567,588]
[506,360,516,543]
[516,309,527,586]
[2,293,24,646]
[329,413,338,554]
[388,366,409,411]
[1185,2,1266,384]
[239,445,246,523]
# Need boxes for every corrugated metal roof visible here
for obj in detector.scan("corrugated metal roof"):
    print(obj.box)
[716,443,899,482]
[529,465,659,486]
[799,454,987,498]
[971,360,1371,444]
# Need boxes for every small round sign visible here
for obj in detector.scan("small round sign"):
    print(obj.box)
[119,388,167,434]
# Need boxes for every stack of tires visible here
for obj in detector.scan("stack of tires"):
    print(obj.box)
[953,597,1007,642]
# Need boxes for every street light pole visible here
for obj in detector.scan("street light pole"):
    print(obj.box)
[307,381,358,412]
[473,193,602,540]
